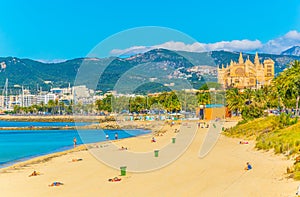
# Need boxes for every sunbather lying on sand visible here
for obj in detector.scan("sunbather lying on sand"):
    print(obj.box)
[119,146,127,150]
[296,184,300,196]
[29,170,40,177]
[239,141,249,144]
[72,158,83,162]
[108,177,121,182]
[48,182,64,186]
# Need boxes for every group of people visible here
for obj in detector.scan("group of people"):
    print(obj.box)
[198,122,209,128]
[105,133,119,140]
[73,132,120,148]
[29,171,63,187]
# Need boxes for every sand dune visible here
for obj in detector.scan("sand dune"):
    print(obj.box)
[0,121,298,197]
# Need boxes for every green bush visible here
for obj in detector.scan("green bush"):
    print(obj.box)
[294,171,300,180]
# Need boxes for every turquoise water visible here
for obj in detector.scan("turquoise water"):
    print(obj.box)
[0,121,150,168]
[0,120,90,127]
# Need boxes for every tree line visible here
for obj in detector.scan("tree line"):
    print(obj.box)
[10,60,300,118]
[226,60,300,121]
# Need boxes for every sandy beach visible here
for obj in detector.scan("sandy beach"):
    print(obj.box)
[0,120,298,197]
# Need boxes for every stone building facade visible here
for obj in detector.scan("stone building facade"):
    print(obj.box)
[218,52,274,89]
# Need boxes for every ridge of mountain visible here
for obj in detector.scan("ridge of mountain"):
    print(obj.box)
[0,49,299,93]
[281,46,300,56]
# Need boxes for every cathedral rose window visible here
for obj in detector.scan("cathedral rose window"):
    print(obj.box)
[235,68,244,76]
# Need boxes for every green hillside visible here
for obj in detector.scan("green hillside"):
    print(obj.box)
[0,49,299,94]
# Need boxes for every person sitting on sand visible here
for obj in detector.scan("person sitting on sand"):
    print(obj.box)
[151,137,156,143]
[72,158,83,162]
[29,170,40,177]
[244,162,252,170]
[108,177,121,182]
[48,181,64,186]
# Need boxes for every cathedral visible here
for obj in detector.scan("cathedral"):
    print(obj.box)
[217,52,274,89]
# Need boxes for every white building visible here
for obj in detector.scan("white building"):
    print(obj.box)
[36,93,56,105]
[73,85,90,98]
[20,94,36,107]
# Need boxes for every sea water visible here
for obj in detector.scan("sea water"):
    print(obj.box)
[0,120,90,127]
[0,121,150,168]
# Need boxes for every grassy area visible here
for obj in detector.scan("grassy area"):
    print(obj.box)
[292,162,300,180]
[256,123,300,155]
[224,114,300,180]
[223,116,278,139]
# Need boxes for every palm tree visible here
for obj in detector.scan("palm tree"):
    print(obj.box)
[47,100,55,114]
[262,85,279,110]
[197,91,211,105]
[226,88,245,116]
[274,60,300,115]
[243,88,254,105]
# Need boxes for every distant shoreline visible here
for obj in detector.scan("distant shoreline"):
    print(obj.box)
[0,115,107,122]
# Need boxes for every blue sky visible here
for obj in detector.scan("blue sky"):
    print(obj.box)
[0,0,299,60]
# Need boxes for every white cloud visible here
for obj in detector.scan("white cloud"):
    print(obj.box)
[110,40,262,56]
[285,30,300,39]
[260,30,300,54]
[204,40,262,52]
[155,41,206,52]
[110,30,300,56]
[35,59,67,63]
[110,46,152,57]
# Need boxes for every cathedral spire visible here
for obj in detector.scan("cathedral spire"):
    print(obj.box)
[239,52,244,64]
[254,52,260,65]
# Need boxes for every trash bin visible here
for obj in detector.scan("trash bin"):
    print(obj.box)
[120,166,127,176]
[213,123,216,128]
[154,150,159,157]
[172,138,176,144]
[222,127,224,131]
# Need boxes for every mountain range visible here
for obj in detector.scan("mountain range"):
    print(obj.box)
[281,46,300,56]
[0,48,300,94]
